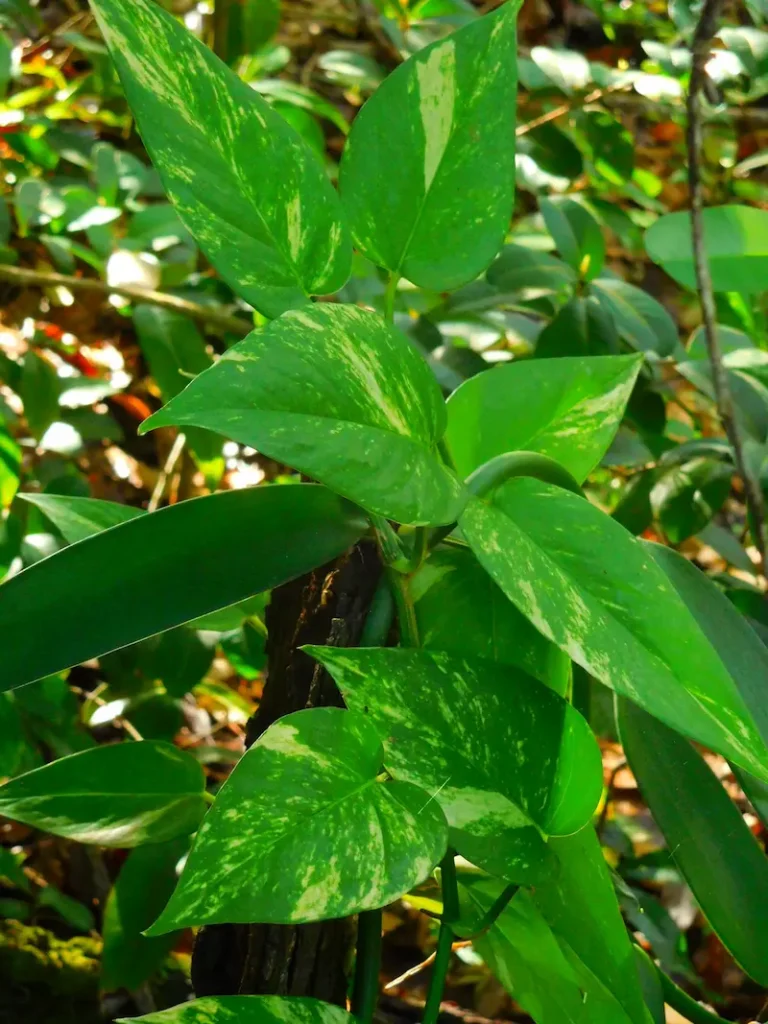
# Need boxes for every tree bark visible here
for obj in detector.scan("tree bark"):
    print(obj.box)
[191,541,382,1003]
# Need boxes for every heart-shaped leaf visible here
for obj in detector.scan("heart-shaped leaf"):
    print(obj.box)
[305,647,602,881]
[461,477,768,782]
[148,708,447,932]
[141,304,464,525]
[89,0,350,317]
[0,484,366,691]
[0,741,205,846]
[339,3,519,291]
[445,354,642,483]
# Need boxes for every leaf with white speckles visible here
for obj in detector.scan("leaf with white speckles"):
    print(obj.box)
[147,708,447,932]
[118,996,356,1024]
[88,0,350,318]
[339,2,520,291]
[411,544,571,695]
[461,477,768,782]
[445,354,643,484]
[141,303,465,525]
[304,647,602,882]
[0,741,205,847]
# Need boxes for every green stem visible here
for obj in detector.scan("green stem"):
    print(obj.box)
[466,451,583,501]
[657,969,726,1024]
[383,272,399,323]
[422,851,459,1024]
[351,909,383,1023]
[387,568,419,647]
[459,882,518,940]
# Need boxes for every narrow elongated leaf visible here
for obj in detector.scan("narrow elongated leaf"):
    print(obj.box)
[619,698,768,985]
[0,484,366,691]
[0,741,205,846]
[532,827,653,1024]
[148,708,447,931]
[540,197,605,280]
[462,880,636,1024]
[89,0,350,317]
[0,423,20,508]
[445,354,642,483]
[141,304,464,525]
[339,4,519,291]
[119,997,356,1024]
[305,647,602,881]
[460,478,768,781]
[645,543,768,747]
[411,544,570,692]
[17,492,143,544]
[103,837,189,990]
[590,278,678,356]
[645,205,768,294]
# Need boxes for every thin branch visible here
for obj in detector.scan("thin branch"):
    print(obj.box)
[148,431,187,512]
[686,0,767,576]
[0,264,252,336]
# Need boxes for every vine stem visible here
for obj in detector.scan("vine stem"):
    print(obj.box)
[657,968,726,1024]
[0,264,252,336]
[685,0,767,576]
[386,567,420,647]
[383,272,399,323]
[422,850,459,1024]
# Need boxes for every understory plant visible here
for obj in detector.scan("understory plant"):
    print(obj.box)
[2,1,768,1023]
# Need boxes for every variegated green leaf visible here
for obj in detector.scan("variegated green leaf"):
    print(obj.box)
[118,996,356,1024]
[460,477,768,782]
[445,354,643,484]
[17,492,143,544]
[339,3,519,291]
[89,0,350,317]
[411,543,570,694]
[147,708,447,932]
[141,304,465,525]
[304,647,602,882]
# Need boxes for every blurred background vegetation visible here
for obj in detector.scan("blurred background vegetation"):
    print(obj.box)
[2,0,768,1020]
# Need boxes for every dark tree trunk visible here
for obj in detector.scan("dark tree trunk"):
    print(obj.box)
[191,541,382,1004]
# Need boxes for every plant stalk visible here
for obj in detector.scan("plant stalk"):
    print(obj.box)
[657,968,726,1024]
[0,263,252,336]
[685,0,767,575]
[387,568,419,647]
[383,272,399,323]
[351,909,383,1023]
[422,851,459,1024]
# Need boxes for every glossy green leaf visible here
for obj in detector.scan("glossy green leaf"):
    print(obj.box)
[17,492,143,544]
[460,477,768,781]
[148,708,447,931]
[486,243,577,294]
[445,354,642,484]
[580,109,634,184]
[0,484,366,690]
[540,197,605,280]
[462,879,636,1024]
[20,350,59,441]
[645,542,768,749]
[0,741,205,846]
[305,647,602,880]
[590,277,678,356]
[650,458,732,543]
[411,543,569,692]
[142,304,464,525]
[535,296,620,358]
[339,3,519,291]
[619,698,768,985]
[645,206,768,294]
[118,997,356,1024]
[89,0,350,317]
[102,837,189,990]
[0,423,20,508]
[532,827,653,1024]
